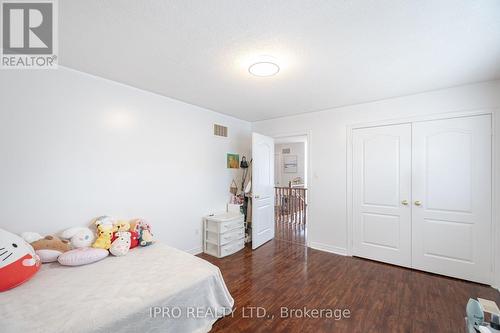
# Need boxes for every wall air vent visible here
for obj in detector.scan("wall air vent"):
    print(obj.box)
[214,124,228,137]
[282,148,291,154]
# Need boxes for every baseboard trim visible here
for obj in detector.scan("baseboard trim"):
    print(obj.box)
[309,242,348,256]
[185,247,203,255]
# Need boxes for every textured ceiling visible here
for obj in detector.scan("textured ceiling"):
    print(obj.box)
[60,0,500,121]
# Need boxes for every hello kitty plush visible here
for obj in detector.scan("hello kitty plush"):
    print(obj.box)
[109,231,131,256]
[0,228,41,292]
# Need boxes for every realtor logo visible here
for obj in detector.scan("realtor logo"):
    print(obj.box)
[1,0,58,69]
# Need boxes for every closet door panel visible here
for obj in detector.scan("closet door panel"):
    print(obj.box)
[352,124,412,267]
[412,115,492,284]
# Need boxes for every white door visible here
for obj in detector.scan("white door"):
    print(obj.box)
[412,115,492,284]
[352,124,412,267]
[252,133,275,249]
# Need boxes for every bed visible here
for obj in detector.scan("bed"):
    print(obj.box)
[0,243,234,333]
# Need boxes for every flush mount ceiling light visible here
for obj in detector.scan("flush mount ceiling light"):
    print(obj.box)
[248,61,280,77]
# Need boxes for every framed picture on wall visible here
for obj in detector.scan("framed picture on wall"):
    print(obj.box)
[227,153,240,169]
[283,155,297,173]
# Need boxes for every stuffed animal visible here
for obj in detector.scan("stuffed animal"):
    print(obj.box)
[129,219,142,234]
[92,216,115,230]
[22,233,71,263]
[21,232,43,244]
[92,225,113,250]
[114,220,130,232]
[59,227,95,249]
[111,230,139,249]
[139,227,154,247]
[111,220,134,248]
[129,231,139,249]
[129,219,154,246]
[130,219,154,246]
[109,232,131,256]
[1,228,41,292]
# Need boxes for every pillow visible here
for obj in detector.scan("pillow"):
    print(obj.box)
[35,249,62,263]
[0,228,41,292]
[58,247,108,266]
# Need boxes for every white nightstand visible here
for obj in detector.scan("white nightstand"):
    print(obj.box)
[204,212,245,258]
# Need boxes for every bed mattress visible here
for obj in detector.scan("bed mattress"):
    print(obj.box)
[0,243,234,333]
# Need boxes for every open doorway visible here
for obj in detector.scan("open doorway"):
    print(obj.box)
[274,135,308,245]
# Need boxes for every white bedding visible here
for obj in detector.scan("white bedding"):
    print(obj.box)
[0,243,234,333]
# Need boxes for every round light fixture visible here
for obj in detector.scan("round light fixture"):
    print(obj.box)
[248,61,280,77]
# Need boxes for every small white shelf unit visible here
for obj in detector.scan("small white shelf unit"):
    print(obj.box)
[204,212,245,258]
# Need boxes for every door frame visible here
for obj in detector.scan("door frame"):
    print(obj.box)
[270,130,312,247]
[346,108,497,286]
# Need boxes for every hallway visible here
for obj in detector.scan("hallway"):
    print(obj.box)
[275,220,306,245]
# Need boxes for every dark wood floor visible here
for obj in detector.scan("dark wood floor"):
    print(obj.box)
[199,238,500,333]
[275,220,306,245]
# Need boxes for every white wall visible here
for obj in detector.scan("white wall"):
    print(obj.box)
[495,107,500,291]
[275,142,305,186]
[253,80,500,287]
[0,67,251,254]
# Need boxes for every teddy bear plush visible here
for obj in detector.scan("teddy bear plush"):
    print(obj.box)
[21,233,72,263]
[92,225,114,250]
[109,231,131,256]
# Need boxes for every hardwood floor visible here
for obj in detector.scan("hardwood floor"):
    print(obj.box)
[199,239,500,333]
[275,221,306,245]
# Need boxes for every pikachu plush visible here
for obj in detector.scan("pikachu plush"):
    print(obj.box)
[113,220,130,232]
[92,225,114,250]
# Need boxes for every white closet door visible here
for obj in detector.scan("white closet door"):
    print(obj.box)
[352,124,412,267]
[412,115,492,284]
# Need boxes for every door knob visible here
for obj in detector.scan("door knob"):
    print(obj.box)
[401,200,409,206]
[414,200,422,206]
